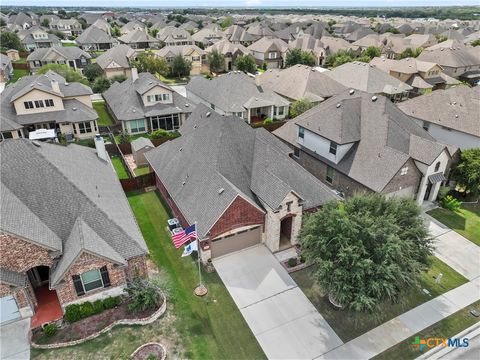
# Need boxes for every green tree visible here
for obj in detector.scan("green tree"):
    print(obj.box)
[0,31,25,51]
[385,28,400,34]
[83,63,104,82]
[37,64,89,85]
[399,47,423,59]
[169,54,191,78]
[0,18,6,27]
[207,49,225,73]
[219,16,234,29]
[325,49,357,68]
[131,52,169,76]
[289,98,315,118]
[92,76,111,93]
[118,16,128,24]
[48,29,65,40]
[362,46,381,60]
[299,194,431,312]
[110,74,127,83]
[41,18,50,27]
[111,25,121,37]
[234,54,257,73]
[435,34,448,43]
[471,39,480,47]
[149,28,159,38]
[285,48,316,67]
[453,148,480,198]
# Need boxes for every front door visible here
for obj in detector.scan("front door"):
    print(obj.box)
[424,183,433,200]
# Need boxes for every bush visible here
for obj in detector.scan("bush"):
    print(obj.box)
[92,300,104,314]
[437,186,450,201]
[79,301,95,318]
[287,258,298,268]
[125,278,163,313]
[102,296,121,309]
[441,195,461,211]
[64,296,122,323]
[42,323,57,337]
[118,132,130,144]
[64,303,83,323]
[263,118,273,125]
[149,129,169,139]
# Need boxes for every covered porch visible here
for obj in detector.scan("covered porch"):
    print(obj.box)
[247,105,274,124]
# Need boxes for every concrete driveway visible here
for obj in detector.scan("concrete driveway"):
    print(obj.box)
[214,245,343,360]
[0,318,30,359]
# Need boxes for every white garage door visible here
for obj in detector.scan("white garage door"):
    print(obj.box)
[0,295,20,325]
[211,226,262,258]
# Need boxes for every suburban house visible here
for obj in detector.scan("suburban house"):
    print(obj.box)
[370,56,460,94]
[118,29,159,49]
[103,71,193,135]
[18,26,61,51]
[191,25,224,47]
[186,71,290,123]
[0,70,98,141]
[76,25,118,51]
[156,26,194,46]
[6,12,35,31]
[325,62,413,102]
[205,39,249,72]
[145,104,338,260]
[90,18,111,35]
[120,20,146,35]
[49,18,83,37]
[288,34,327,66]
[0,138,148,328]
[256,65,346,103]
[273,90,456,205]
[398,86,480,149]
[154,45,208,75]
[223,25,256,46]
[0,54,14,83]
[95,44,138,78]
[247,37,289,69]
[27,47,92,74]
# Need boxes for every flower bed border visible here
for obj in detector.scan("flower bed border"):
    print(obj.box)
[280,258,312,273]
[30,291,166,349]
[130,342,167,360]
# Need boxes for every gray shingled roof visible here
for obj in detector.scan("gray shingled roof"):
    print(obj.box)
[0,140,148,286]
[96,44,136,70]
[418,47,480,68]
[205,38,249,56]
[131,137,154,152]
[76,25,117,45]
[118,29,158,45]
[27,47,91,62]
[145,104,338,239]
[0,267,27,287]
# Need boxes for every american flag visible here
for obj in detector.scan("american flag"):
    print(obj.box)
[172,224,197,248]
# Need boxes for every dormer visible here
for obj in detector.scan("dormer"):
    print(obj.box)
[12,84,64,116]
[142,85,174,106]
[32,30,48,40]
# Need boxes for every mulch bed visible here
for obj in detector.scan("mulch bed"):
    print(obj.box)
[280,258,310,273]
[132,343,165,360]
[33,302,155,345]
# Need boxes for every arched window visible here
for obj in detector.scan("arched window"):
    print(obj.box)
[434,162,441,172]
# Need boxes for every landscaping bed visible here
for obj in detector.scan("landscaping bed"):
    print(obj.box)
[131,342,166,360]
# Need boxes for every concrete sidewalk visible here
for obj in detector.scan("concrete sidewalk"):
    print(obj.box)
[317,278,480,359]
[0,318,31,360]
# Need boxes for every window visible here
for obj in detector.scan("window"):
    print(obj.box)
[434,162,441,172]
[162,93,169,101]
[233,112,243,118]
[192,56,200,61]
[329,141,337,155]
[293,147,300,158]
[298,127,304,139]
[401,166,408,175]
[34,100,45,108]
[268,51,277,59]
[80,269,103,292]
[326,166,334,184]
[286,201,293,212]
[129,119,146,133]
[45,99,54,107]
[423,121,430,131]
[78,122,92,134]
[275,106,284,116]
[24,101,34,109]
[150,114,180,131]
[147,95,155,102]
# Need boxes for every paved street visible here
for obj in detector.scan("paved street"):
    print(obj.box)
[0,318,31,360]
[214,245,343,360]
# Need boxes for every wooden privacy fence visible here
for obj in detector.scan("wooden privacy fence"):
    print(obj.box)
[120,172,156,192]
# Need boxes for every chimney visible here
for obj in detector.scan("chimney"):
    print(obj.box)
[94,134,108,162]
[51,79,60,93]
[131,67,138,81]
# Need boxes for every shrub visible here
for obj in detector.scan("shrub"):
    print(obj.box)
[437,186,450,201]
[102,296,121,309]
[64,303,83,323]
[441,195,461,211]
[125,278,162,313]
[263,118,273,125]
[92,300,104,314]
[147,354,157,360]
[79,301,95,318]
[287,258,298,268]
[42,323,57,337]
[118,132,130,144]
[149,129,169,139]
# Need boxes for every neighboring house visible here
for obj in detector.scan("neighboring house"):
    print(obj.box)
[18,27,61,51]
[76,25,118,51]
[0,70,98,141]
[156,26,194,46]
[191,25,224,47]
[256,65,346,102]
[0,54,13,83]
[345,27,376,43]
[27,47,92,73]
[131,137,154,166]
[325,61,413,102]
[247,37,289,69]
[319,36,360,55]
[145,104,338,260]
[186,71,290,123]
[370,56,460,94]
[223,25,256,46]
[103,71,193,135]
[50,18,83,37]
[120,20,146,35]
[273,90,456,205]
[404,34,437,49]
[118,29,159,49]
[205,39,249,72]
[95,44,138,78]
[0,138,148,327]
[398,86,480,149]
[288,34,327,66]
[154,45,208,75]
[245,24,276,41]
[6,12,35,31]
[90,18,111,35]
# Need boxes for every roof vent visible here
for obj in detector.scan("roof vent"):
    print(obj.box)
[182,181,186,186]
[349,89,355,95]
[206,112,211,117]
[455,114,458,118]
[72,107,77,111]
[453,101,457,105]
[336,103,341,108]
[371,96,378,102]
[65,82,69,86]
[218,188,224,194]
[179,147,183,151]
[132,109,136,112]
[185,103,189,107]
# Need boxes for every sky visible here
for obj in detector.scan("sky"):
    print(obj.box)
[3,0,480,7]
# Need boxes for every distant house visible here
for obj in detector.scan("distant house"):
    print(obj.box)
[6,12,35,31]
[154,45,208,75]
[288,34,327,66]
[156,26,194,46]
[186,71,290,123]
[145,104,338,259]
[223,25,256,46]
[103,71,193,135]
[205,39,249,72]
[0,138,148,327]
[398,86,480,149]
[0,54,13,83]
[0,71,98,141]
[118,29,159,49]
[27,47,92,73]
[95,44,138,78]
[50,18,83,37]
[273,90,456,204]
[76,25,118,51]
[191,25,224,47]
[18,26,61,51]
[247,37,288,69]
[120,20,146,35]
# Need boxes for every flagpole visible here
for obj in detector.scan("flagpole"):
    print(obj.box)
[194,221,207,296]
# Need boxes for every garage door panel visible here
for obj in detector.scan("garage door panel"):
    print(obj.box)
[0,295,21,324]
[211,226,261,258]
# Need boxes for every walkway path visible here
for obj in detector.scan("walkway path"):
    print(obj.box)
[0,318,31,360]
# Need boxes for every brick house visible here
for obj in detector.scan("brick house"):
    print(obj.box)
[0,139,148,328]
[273,90,457,204]
[145,104,338,261]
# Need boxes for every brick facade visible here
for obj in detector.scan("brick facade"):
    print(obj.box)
[0,233,54,272]
[154,173,189,228]
[0,284,30,310]
[126,255,148,281]
[381,158,422,196]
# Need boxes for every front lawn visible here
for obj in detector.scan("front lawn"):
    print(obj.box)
[157,74,189,85]
[291,256,468,342]
[110,155,129,179]
[134,166,150,176]
[92,100,115,126]
[373,300,480,360]
[7,68,29,83]
[427,203,480,246]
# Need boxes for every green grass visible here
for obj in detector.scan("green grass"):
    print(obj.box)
[428,204,480,246]
[92,101,115,126]
[62,42,77,47]
[7,68,29,84]
[114,133,148,144]
[12,57,27,64]
[157,74,189,85]
[134,166,150,176]
[110,155,130,179]
[373,300,480,360]
[291,256,468,342]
